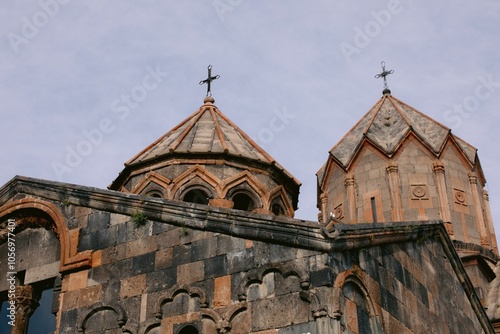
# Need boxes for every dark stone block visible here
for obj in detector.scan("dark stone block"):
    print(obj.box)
[146,267,176,293]
[173,244,192,266]
[310,268,334,288]
[227,248,255,274]
[88,211,110,232]
[269,244,297,263]
[205,255,227,278]
[89,258,133,283]
[59,308,78,333]
[151,221,172,235]
[191,237,217,262]
[132,252,156,275]
[94,229,110,250]
[380,286,400,319]
[417,281,429,307]
[77,232,92,252]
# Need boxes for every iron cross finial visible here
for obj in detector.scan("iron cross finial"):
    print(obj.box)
[199,65,220,97]
[375,61,394,92]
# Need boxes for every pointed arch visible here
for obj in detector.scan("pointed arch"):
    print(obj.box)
[171,165,221,200]
[220,171,267,199]
[0,198,91,273]
[332,267,384,333]
[266,185,295,217]
[130,171,172,198]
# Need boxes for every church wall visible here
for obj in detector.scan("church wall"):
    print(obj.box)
[395,141,441,223]
[351,147,392,223]
[442,146,482,246]
[0,186,492,333]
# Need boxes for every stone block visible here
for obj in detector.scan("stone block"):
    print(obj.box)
[132,252,156,274]
[120,274,146,298]
[125,235,158,258]
[205,255,227,278]
[227,248,255,274]
[214,275,231,307]
[91,250,102,268]
[110,213,130,226]
[155,247,173,270]
[66,269,88,291]
[310,268,334,288]
[177,261,204,284]
[87,211,111,232]
[250,293,309,332]
[191,237,218,262]
[146,267,178,293]
[24,261,60,284]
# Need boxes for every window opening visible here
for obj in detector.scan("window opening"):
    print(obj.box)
[271,203,285,216]
[232,193,255,211]
[0,298,10,333]
[27,281,57,334]
[370,197,377,223]
[177,324,199,334]
[183,189,209,205]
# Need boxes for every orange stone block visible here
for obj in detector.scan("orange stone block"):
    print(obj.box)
[214,275,231,307]
[66,270,88,291]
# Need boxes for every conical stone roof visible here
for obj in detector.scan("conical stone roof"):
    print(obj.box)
[127,96,274,166]
[328,90,477,169]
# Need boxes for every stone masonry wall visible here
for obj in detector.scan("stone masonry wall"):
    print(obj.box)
[50,204,488,333]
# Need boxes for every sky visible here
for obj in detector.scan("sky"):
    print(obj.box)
[1,1,499,238]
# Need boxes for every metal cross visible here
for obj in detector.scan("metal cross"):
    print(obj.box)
[199,65,220,96]
[374,61,394,90]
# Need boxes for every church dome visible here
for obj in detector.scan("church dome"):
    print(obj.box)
[317,90,497,254]
[109,96,301,217]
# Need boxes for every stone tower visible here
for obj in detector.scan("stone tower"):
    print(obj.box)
[317,88,498,303]
[109,96,301,217]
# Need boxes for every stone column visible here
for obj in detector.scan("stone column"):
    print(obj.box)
[483,189,498,254]
[13,285,41,334]
[386,163,404,222]
[320,193,328,224]
[468,173,489,247]
[433,162,453,236]
[345,174,357,224]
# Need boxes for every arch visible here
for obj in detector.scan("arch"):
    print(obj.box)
[171,165,222,200]
[130,171,172,197]
[78,302,127,333]
[237,262,310,301]
[0,198,91,273]
[220,171,268,201]
[332,268,383,333]
[180,186,211,205]
[267,186,295,217]
[200,302,247,333]
[154,284,208,319]
[176,323,199,334]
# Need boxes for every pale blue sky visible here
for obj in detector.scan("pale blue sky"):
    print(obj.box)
[1,1,499,235]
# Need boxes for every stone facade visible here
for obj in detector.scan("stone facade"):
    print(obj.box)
[0,177,494,333]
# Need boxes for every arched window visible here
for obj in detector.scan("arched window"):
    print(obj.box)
[183,189,209,205]
[340,279,383,334]
[146,190,164,198]
[177,324,199,334]
[271,203,285,216]
[232,192,255,211]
